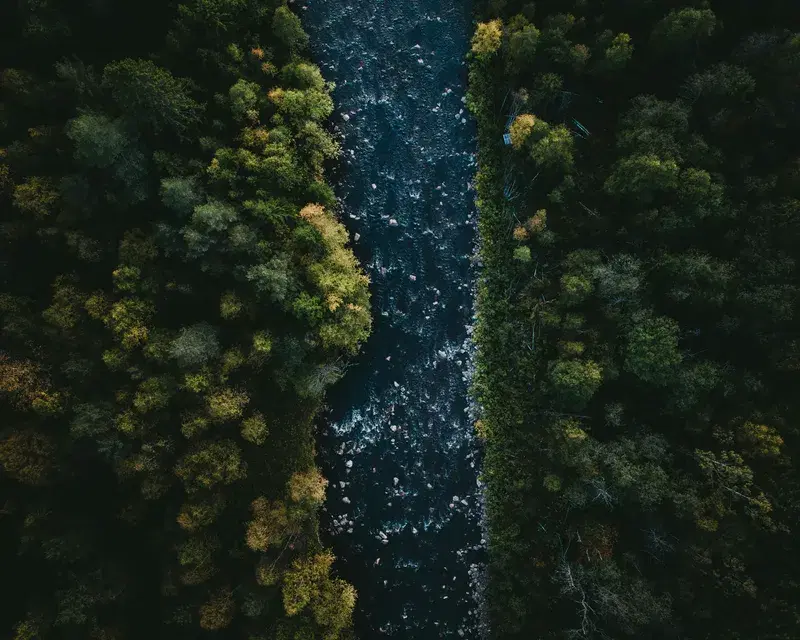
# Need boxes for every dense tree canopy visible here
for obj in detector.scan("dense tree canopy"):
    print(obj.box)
[468,0,800,638]
[0,0,368,638]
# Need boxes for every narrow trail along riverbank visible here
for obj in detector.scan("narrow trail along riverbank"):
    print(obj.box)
[304,0,486,637]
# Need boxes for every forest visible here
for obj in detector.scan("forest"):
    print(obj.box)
[468,0,800,638]
[0,0,369,638]
[3,0,800,638]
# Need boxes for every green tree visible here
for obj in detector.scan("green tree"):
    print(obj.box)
[281,62,326,91]
[508,24,540,69]
[70,402,113,439]
[530,123,575,172]
[169,323,220,368]
[175,440,247,492]
[273,6,310,54]
[548,359,602,409]
[288,467,327,506]
[604,154,680,203]
[229,78,261,122]
[160,176,204,215]
[282,552,334,616]
[0,430,55,485]
[12,177,58,218]
[604,33,633,70]
[651,8,717,53]
[65,113,131,169]
[241,412,268,445]
[199,587,234,630]
[102,59,203,135]
[624,313,682,385]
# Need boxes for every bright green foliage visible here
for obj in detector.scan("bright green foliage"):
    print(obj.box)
[229,78,260,122]
[13,177,58,218]
[268,87,334,124]
[604,33,633,69]
[604,153,680,202]
[312,578,356,637]
[0,2,363,638]
[169,323,220,369]
[530,123,574,172]
[246,497,290,551]
[548,358,603,409]
[737,422,783,458]
[468,3,800,639]
[513,246,531,263]
[220,348,244,375]
[251,331,273,357]
[282,552,334,616]
[560,274,592,306]
[132,377,171,413]
[299,204,371,354]
[42,275,84,331]
[651,8,717,53]
[102,59,202,135]
[112,265,141,293]
[206,387,249,422]
[104,297,154,349]
[181,413,210,439]
[174,440,247,492]
[624,313,682,385]
[272,6,309,54]
[241,412,268,445]
[220,291,243,319]
[281,62,326,91]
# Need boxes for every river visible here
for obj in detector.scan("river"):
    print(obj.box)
[302,0,485,637]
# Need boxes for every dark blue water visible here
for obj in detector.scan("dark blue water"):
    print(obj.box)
[302,0,486,637]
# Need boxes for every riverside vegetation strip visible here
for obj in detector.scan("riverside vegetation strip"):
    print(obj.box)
[0,1,369,638]
[467,0,800,638]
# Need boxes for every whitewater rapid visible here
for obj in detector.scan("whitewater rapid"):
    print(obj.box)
[304,0,485,636]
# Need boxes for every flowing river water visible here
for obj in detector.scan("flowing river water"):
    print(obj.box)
[303,0,486,637]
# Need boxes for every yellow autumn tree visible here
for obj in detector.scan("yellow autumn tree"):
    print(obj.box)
[287,467,328,506]
[472,20,503,58]
[509,113,536,149]
[299,204,371,354]
[199,587,234,630]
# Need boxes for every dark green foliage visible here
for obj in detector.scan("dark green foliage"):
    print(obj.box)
[469,0,800,638]
[102,58,203,135]
[0,1,365,638]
